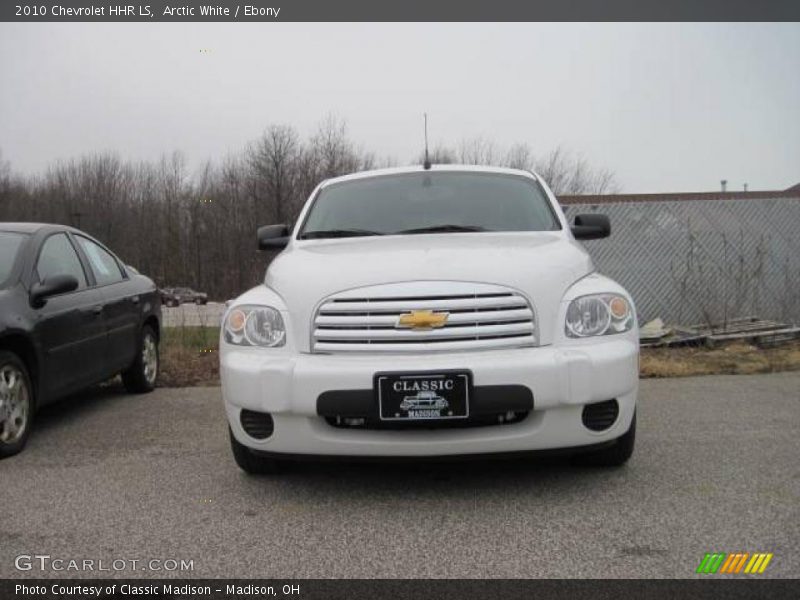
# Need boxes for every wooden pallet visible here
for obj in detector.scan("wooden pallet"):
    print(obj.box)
[640,317,799,348]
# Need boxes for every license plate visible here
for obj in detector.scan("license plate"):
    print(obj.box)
[376,371,471,421]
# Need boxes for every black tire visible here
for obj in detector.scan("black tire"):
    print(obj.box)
[573,411,636,467]
[122,325,159,393]
[229,428,287,475]
[195,298,203,305]
[0,351,35,459]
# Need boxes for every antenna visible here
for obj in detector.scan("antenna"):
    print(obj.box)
[423,113,431,170]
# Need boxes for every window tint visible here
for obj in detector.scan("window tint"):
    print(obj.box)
[76,236,124,286]
[300,172,560,237]
[36,233,87,289]
[0,232,27,287]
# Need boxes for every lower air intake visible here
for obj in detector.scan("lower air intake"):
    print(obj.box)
[240,409,274,440]
[582,399,619,432]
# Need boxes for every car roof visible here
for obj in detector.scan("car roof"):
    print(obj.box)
[0,222,79,234]
[319,164,541,188]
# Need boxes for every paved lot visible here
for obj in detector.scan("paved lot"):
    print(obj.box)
[1,373,798,579]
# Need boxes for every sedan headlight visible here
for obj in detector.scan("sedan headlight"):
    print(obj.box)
[565,294,633,338]
[224,305,286,347]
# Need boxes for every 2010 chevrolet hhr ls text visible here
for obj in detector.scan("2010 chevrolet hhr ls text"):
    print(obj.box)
[220,165,638,473]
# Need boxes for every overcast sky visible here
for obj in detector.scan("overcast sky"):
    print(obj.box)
[1,22,798,193]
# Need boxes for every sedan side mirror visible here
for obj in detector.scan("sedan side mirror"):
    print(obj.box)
[257,224,290,250]
[571,214,610,240]
[30,274,79,307]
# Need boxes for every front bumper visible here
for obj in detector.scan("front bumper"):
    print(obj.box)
[221,338,639,457]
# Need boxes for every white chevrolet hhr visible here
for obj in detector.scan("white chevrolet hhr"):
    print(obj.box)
[221,165,638,473]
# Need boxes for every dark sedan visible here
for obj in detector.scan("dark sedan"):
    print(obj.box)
[160,286,208,307]
[0,223,161,458]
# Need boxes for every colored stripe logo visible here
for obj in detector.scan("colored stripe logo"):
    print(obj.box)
[696,552,773,574]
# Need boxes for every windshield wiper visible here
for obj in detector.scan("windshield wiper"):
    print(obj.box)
[300,228,384,239]
[395,224,491,235]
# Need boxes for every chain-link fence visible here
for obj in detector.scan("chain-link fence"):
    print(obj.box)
[561,195,800,327]
[162,302,225,328]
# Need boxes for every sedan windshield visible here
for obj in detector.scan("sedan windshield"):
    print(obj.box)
[0,232,27,287]
[299,172,560,239]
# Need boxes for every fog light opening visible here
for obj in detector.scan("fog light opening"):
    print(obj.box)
[239,409,274,440]
[581,399,619,432]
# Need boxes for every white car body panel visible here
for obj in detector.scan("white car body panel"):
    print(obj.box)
[220,165,639,458]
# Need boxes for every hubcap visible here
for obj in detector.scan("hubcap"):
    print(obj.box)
[0,364,30,445]
[143,334,158,385]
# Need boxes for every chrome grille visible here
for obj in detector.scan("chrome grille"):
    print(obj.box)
[312,284,536,353]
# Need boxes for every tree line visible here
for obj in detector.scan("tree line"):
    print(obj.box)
[0,117,618,300]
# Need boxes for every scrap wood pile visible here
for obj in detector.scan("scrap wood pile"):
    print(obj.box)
[639,316,800,348]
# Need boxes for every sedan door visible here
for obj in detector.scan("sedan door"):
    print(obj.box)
[73,234,141,374]
[31,233,108,400]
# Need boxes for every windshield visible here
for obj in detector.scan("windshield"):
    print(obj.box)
[0,232,27,287]
[299,172,560,239]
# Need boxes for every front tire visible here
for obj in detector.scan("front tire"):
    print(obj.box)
[0,351,34,459]
[229,428,287,475]
[122,325,159,393]
[574,411,636,467]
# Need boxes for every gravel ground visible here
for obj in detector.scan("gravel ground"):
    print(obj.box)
[1,373,798,579]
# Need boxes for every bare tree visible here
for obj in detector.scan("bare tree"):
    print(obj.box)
[458,136,496,165]
[0,150,12,217]
[534,147,619,195]
[0,121,621,301]
[0,150,9,187]
[412,140,617,195]
[247,125,300,225]
[415,144,457,165]
[308,114,362,180]
[504,143,534,171]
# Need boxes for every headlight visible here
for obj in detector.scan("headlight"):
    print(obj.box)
[565,293,633,338]
[224,305,286,347]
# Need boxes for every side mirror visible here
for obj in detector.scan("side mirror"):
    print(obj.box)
[571,214,610,240]
[257,224,290,250]
[30,274,79,307]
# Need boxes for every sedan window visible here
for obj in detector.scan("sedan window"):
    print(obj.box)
[0,232,27,287]
[75,236,125,286]
[36,233,87,288]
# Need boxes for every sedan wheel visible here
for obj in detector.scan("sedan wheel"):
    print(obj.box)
[122,325,159,393]
[142,332,158,386]
[0,364,29,444]
[0,352,34,458]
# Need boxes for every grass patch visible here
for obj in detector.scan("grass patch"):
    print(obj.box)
[160,326,219,387]
[156,327,800,386]
[640,340,800,378]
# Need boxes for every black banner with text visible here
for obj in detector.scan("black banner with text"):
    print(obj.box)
[3,579,800,600]
[2,0,800,22]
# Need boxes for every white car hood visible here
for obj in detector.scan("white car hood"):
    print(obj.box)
[261,232,593,349]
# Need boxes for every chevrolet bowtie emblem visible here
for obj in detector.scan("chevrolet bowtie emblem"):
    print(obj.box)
[396,310,449,330]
